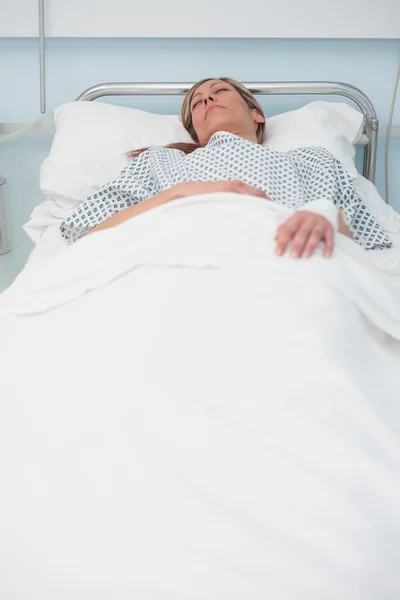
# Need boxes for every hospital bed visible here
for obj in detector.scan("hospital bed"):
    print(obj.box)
[1,82,400,600]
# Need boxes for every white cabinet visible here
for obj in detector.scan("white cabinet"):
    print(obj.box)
[1,0,399,38]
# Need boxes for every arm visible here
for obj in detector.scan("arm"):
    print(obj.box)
[86,186,178,235]
[274,146,391,258]
[77,180,271,237]
[289,147,391,250]
[60,152,159,243]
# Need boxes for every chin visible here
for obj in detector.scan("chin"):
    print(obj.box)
[207,119,232,136]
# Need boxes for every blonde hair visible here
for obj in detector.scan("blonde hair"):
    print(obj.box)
[128,77,265,158]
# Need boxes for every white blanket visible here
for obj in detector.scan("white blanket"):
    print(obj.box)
[1,193,400,600]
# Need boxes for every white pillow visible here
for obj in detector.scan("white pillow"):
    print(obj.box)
[40,99,364,210]
[263,101,363,178]
[40,102,193,210]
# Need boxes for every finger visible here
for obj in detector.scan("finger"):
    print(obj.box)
[300,227,326,258]
[275,213,304,237]
[289,223,315,258]
[323,226,334,258]
[275,231,294,256]
[238,182,271,199]
[228,179,265,198]
[275,213,305,234]
[247,186,271,199]
[254,190,271,199]
[274,218,302,256]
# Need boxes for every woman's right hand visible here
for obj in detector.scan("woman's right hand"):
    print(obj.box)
[169,180,271,201]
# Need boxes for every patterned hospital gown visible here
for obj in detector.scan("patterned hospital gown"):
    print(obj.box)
[60,131,391,249]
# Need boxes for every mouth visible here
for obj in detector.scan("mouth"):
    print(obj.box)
[205,105,222,119]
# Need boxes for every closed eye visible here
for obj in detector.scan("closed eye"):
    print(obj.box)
[192,87,230,111]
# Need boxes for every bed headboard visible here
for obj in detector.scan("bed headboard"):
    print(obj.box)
[76,81,378,183]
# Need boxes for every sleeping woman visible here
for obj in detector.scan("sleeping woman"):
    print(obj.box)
[60,77,391,258]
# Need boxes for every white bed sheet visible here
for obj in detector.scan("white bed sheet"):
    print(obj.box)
[18,213,400,288]
[19,173,400,285]
[368,231,400,272]
[23,223,69,272]
[1,194,400,599]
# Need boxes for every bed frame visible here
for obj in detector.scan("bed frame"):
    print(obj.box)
[76,82,378,183]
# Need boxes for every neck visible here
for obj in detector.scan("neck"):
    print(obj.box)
[209,128,258,144]
[236,131,259,143]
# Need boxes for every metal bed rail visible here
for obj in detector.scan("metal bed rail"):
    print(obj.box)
[77,81,378,183]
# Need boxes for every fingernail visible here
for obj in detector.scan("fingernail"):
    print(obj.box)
[275,247,283,256]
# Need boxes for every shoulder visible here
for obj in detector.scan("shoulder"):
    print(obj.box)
[131,145,185,161]
[126,145,185,171]
[288,146,337,161]
[288,146,340,166]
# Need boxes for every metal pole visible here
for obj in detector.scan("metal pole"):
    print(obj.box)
[38,0,46,114]
[0,176,11,255]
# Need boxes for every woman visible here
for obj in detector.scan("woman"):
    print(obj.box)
[60,78,391,257]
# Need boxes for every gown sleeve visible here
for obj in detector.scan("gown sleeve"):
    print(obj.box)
[290,147,391,250]
[60,150,162,243]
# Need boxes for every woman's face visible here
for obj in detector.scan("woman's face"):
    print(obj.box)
[190,79,265,145]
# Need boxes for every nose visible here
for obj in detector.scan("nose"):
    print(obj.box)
[203,94,216,106]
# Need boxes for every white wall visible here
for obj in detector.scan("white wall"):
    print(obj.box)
[1,0,399,38]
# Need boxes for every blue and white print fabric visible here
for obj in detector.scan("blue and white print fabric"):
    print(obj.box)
[60,132,391,249]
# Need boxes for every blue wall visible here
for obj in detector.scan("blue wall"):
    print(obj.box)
[0,38,399,290]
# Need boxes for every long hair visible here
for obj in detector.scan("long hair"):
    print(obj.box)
[128,77,265,158]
